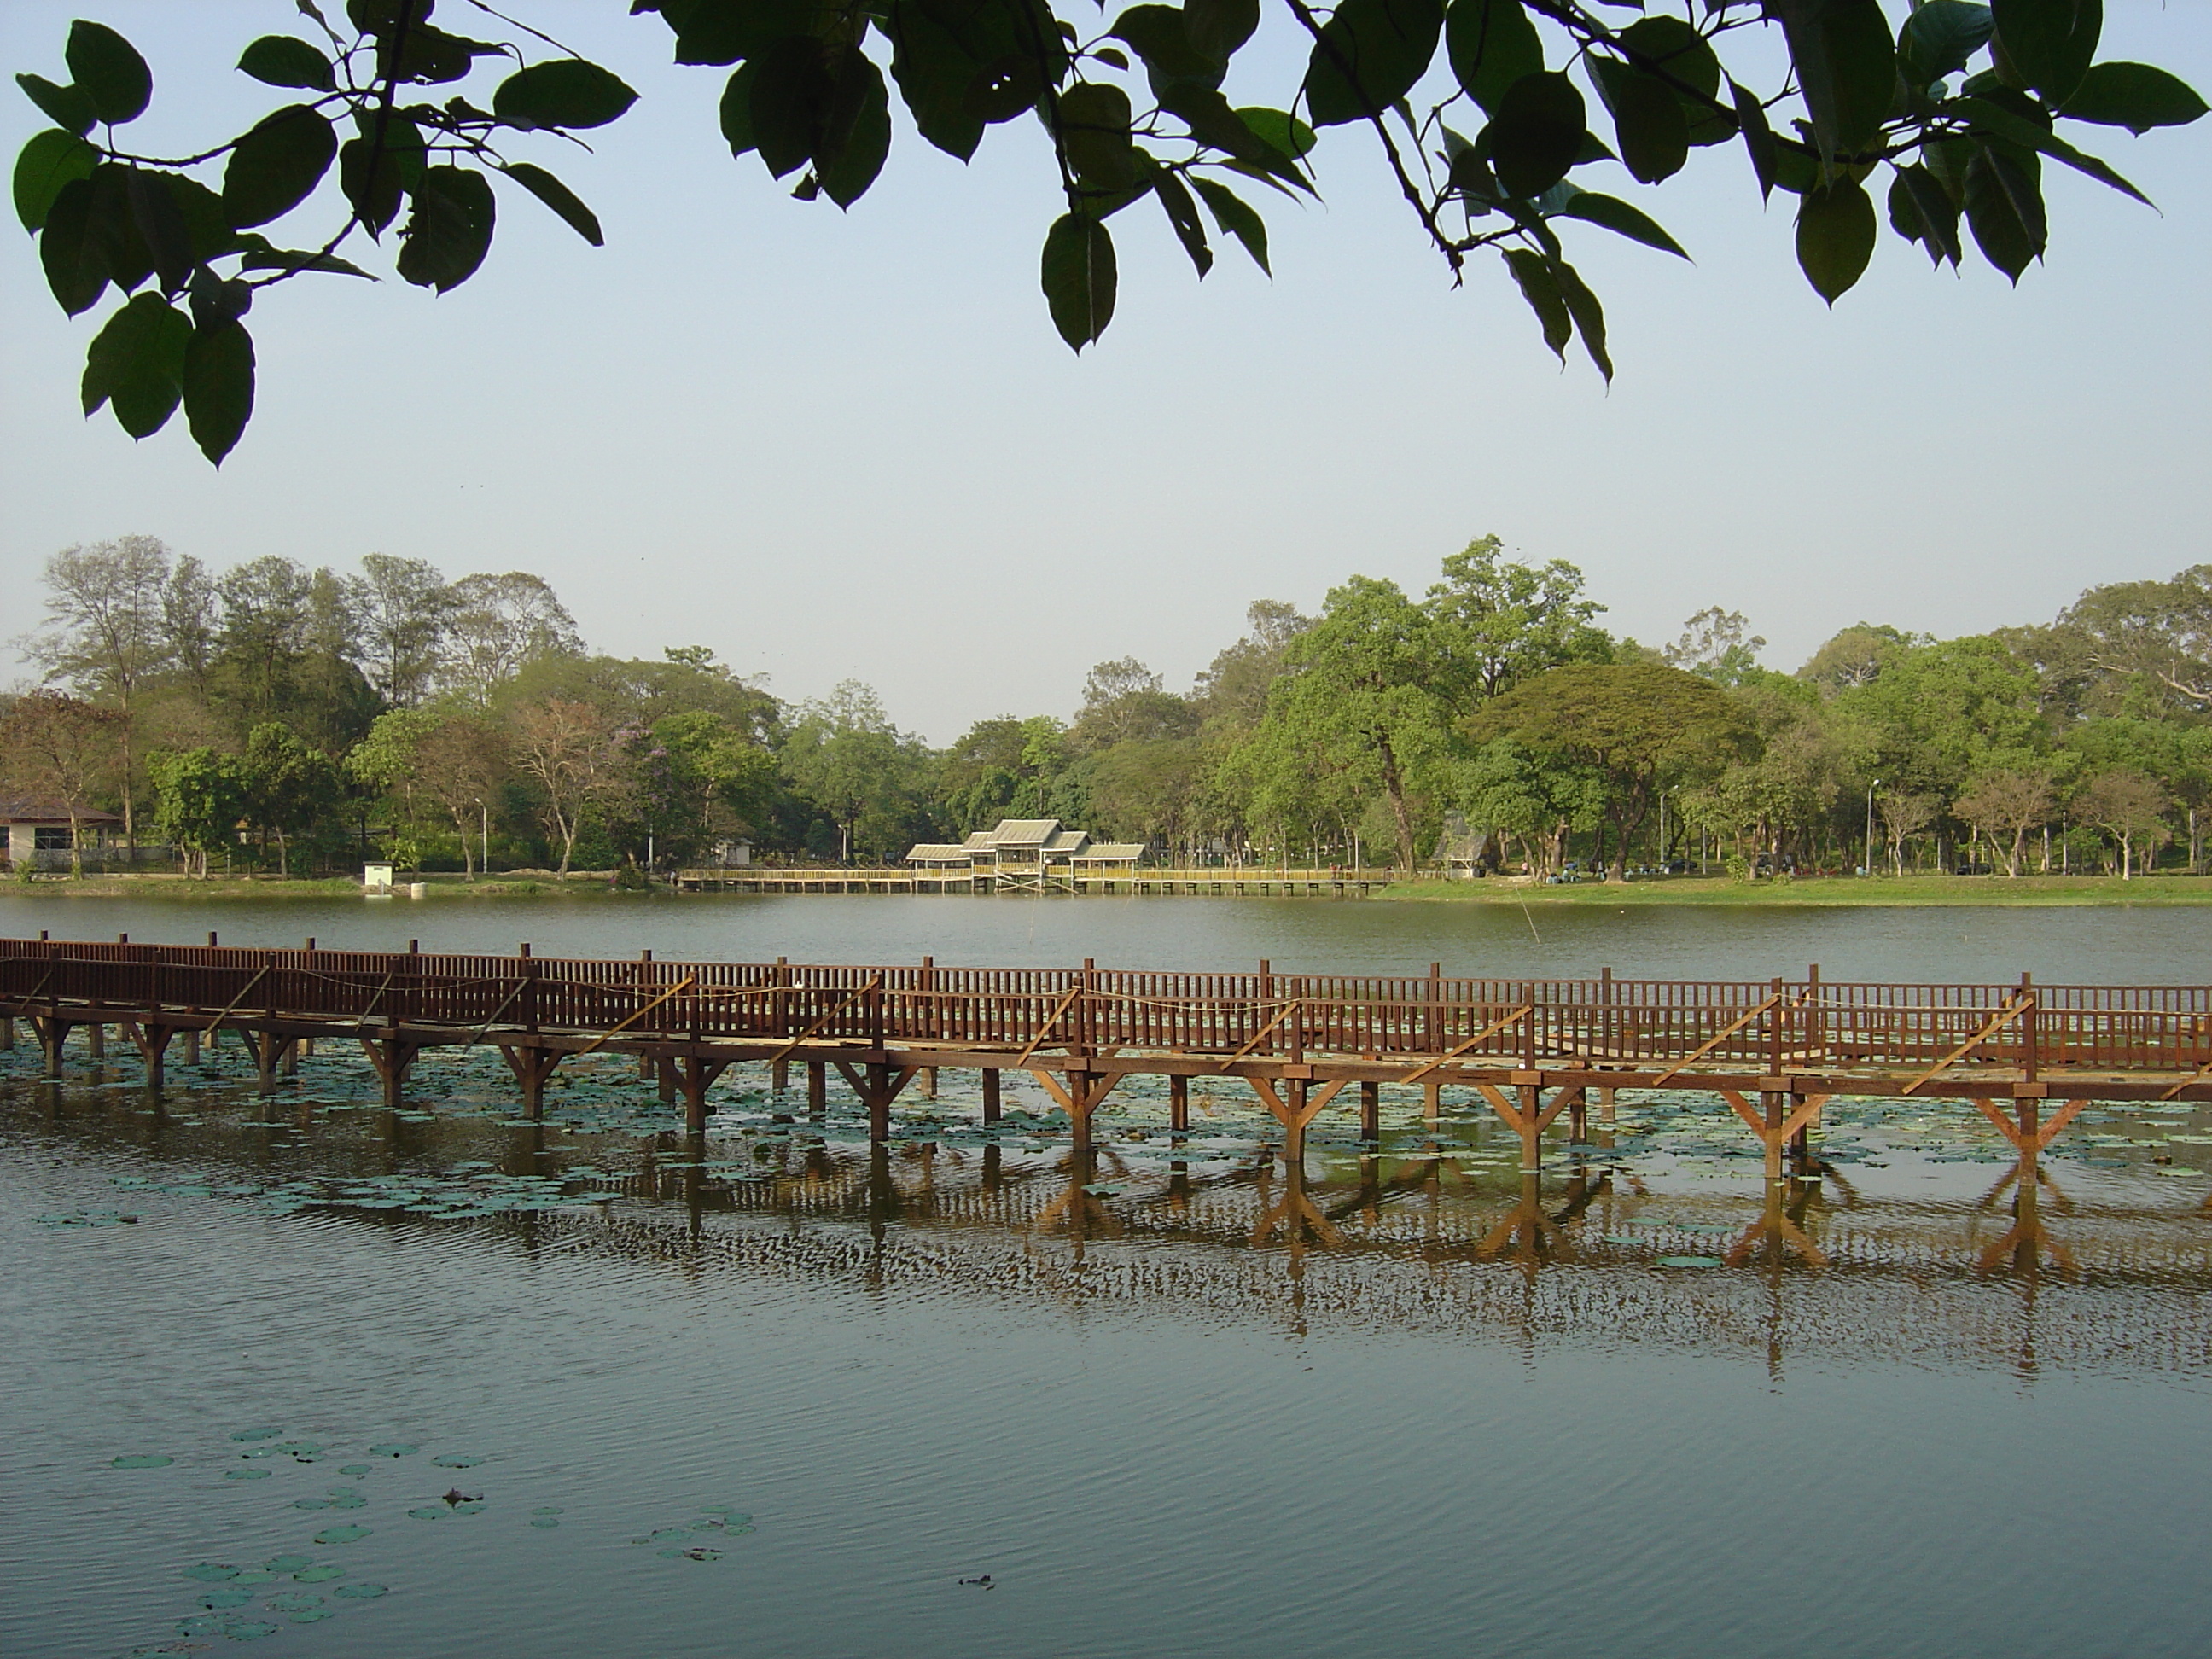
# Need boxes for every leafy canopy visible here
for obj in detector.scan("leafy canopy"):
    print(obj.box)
[10,1,2204,463]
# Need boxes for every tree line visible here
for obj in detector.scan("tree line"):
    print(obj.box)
[3,534,2206,882]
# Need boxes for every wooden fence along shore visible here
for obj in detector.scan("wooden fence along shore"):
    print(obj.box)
[3,934,2209,1179]
[673,865,1395,895]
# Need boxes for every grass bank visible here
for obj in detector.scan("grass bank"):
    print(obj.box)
[1378,873,2212,906]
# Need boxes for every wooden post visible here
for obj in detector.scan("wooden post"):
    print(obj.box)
[868,1062,894,1141]
[1423,1080,1443,1127]
[1168,1072,1188,1132]
[1359,1079,1380,1141]
[1519,1084,1543,1171]
[1567,1086,1588,1144]
[807,1060,826,1115]
[1068,1069,1093,1150]
[656,1056,677,1104]
[181,1027,199,1065]
[772,1057,790,1092]
[981,1068,1002,1124]
[1762,1090,1785,1184]
[0,1016,13,1050]
[1282,1076,1310,1163]
[86,1021,103,1058]
[919,1066,938,1100]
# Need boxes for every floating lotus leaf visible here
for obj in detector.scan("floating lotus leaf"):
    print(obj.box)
[1656,1255,1725,1268]
[450,1500,486,1514]
[431,1454,483,1468]
[366,1444,417,1457]
[111,1454,172,1468]
[224,1469,271,1481]
[338,1464,370,1477]
[325,1492,368,1510]
[232,1569,275,1583]
[294,1563,345,1582]
[181,1563,240,1582]
[264,1592,323,1612]
[263,1555,313,1573]
[311,1525,370,1544]
[330,1584,387,1599]
[198,1587,254,1609]
[225,1620,281,1639]
[529,1516,560,1529]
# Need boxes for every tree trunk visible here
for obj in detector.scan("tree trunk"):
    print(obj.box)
[555,811,577,876]
[276,828,288,877]
[1376,740,1415,877]
[119,714,136,848]
[67,811,83,879]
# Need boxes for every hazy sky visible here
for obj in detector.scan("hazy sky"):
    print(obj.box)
[3,3,2207,742]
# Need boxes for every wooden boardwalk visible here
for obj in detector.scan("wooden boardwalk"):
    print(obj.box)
[3,934,2207,1177]
[675,864,1394,895]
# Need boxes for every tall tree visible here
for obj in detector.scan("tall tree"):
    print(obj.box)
[443,573,584,701]
[21,535,173,842]
[2075,769,2170,881]
[352,555,452,707]
[1953,769,2056,878]
[0,690,123,877]
[510,698,632,875]
[1664,607,1767,687]
[780,682,928,864]
[1476,664,1734,881]
[1425,536,1611,702]
[146,748,244,879]
[237,722,341,876]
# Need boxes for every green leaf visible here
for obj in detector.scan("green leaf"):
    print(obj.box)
[1158,84,1308,189]
[1773,0,1895,159]
[492,60,640,131]
[1040,212,1115,350]
[82,291,190,436]
[963,53,1043,125]
[750,38,831,177]
[67,20,152,125]
[1963,143,2044,280]
[1954,94,2149,205]
[396,166,495,292]
[672,0,812,67]
[1190,173,1268,272]
[183,319,254,464]
[1991,0,2098,105]
[15,73,96,137]
[1446,0,1541,116]
[1147,160,1212,276]
[125,168,195,294]
[85,165,153,294]
[15,129,99,233]
[1795,177,1876,303]
[1109,6,1219,85]
[498,161,603,244]
[239,36,336,92]
[1550,256,1610,381]
[1059,82,1136,192]
[223,106,338,229]
[187,265,253,329]
[238,247,375,276]
[1234,107,1316,160]
[384,24,505,87]
[1731,79,1778,199]
[1486,71,1584,198]
[2062,61,2209,135]
[38,176,107,313]
[817,53,892,208]
[719,61,760,155]
[886,0,987,161]
[1897,2,1993,87]
[1500,246,1568,360]
[1301,0,1445,127]
[1593,60,1689,184]
[166,173,239,262]
[1891,162,1962,265]
[1185,0,1261,70]
[340,117,426,237]
[1553,190,1688,259]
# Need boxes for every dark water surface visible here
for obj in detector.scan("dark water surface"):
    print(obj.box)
[3,899,2209,1657]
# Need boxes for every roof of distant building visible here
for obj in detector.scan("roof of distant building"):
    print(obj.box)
[0,798,122,825]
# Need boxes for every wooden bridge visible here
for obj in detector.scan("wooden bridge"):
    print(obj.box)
[673,864,1394,895]
[3,933,2207,1177]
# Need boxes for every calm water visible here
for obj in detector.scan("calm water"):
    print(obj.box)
[4,897,2209,1658]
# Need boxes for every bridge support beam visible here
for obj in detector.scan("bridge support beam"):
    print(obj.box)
[30,1016,73,1077]
[1359,1080,1380,1142]
[806,1061,826,1117]
[1474,1082,1577,1173]
[1027,1068,1125,1150]
[835,1060,918,1140]
[675,1054,737,1133]
[121,1021,177,1091]
[1717,1090,1832,1184]
[981,1068,1002,1124]
[358,1035,423,1108]
[1248,1076,1346,1166]
[497,1045,565,1118]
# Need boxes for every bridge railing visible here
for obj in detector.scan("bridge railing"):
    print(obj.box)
[0,939,2205,1074]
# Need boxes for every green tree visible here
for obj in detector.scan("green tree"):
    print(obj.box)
[2074,767,2170,879]
[146,747,244,879]
[0,690,123,877]
[237,721,341,876]
[1237,574,1454,875]
[14,8,2203,463]
[1664,607,1767,687]
[1426,536,1611,702]
[1476,663,1735,881]
[780,682,931,864]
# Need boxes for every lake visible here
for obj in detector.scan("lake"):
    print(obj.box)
[3,896,2208,1657]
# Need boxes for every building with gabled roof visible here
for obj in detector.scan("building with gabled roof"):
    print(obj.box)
[905,818,1147,872]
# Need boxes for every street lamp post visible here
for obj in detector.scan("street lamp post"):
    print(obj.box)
[1864,780,1880,877]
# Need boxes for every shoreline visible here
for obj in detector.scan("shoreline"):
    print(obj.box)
[3,870,2210,908]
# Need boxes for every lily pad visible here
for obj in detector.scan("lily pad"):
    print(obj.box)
[288,1609,339,1623]
[182,1563,241,1582]
[111,1454,173,1468]
[1656,1255,1725,1268]
[407,1508,443,1521]
[366,1443,418,1458]
[198,1587,255,1610]
[264,1555,313,1574]
[430,1454,483,1469]
[293,1498,332,1510]
[338,1464,370,1477]
[330,1583,388,1599]
[658,1545,725,1561]
[265,1592,323,1612]
[294,1564,345,1582]
[311,1525,371,1545]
